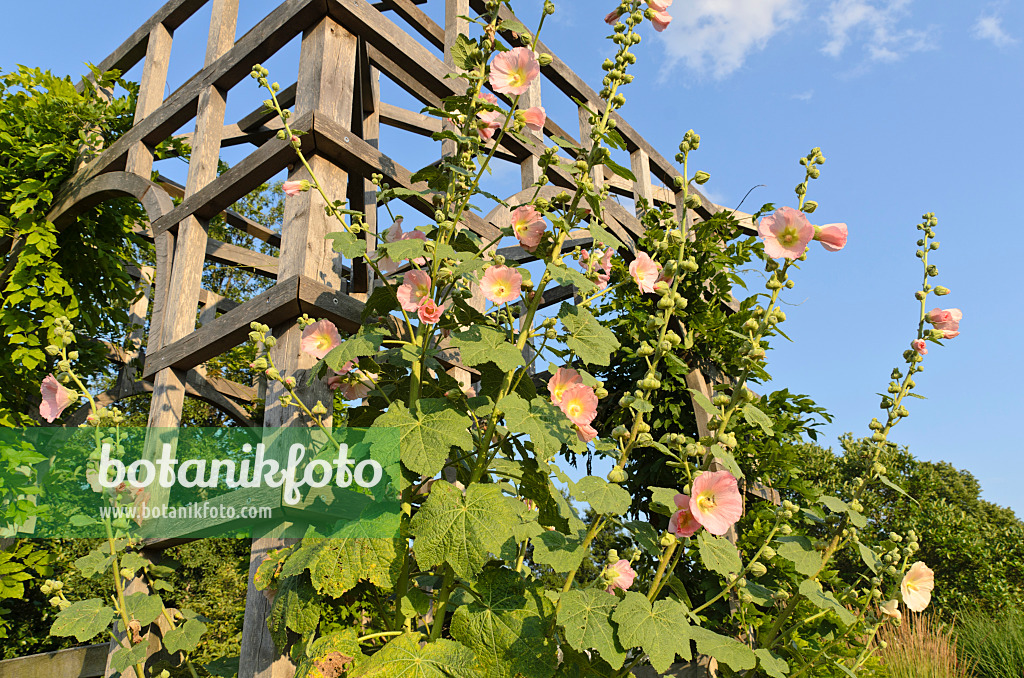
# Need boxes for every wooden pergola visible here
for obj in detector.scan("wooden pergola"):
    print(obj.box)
[31,0,771,675]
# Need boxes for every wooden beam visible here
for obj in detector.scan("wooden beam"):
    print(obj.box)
[378,101,441,135]
[156,174,282,247]
[0,643,109,678]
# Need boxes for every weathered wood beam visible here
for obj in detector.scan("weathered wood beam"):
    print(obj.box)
[379,101,441,135]
[156,174,282,248]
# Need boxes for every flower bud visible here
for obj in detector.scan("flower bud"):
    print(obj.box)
[265,367,280,381]
[660,532,677,548]
[537,52,553,66]
[749,561,768,578]
[761,546,776,560]
[693,170,710,185]
[312,401,328,416]
[934,286,950,296]
[607,466,628,484]
[803,200,818,213]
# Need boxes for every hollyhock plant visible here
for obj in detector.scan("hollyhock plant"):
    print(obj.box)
[511,205,546,251]
[300,319,342,360]
[576,423,598,443]
[648,0,672,10]
[926,308,962,339]
[605,8,623,25]
[379,218,428,274]
[480,265,522,305]
[689,470,744,536]
[548,367,583,405]
[758,207,815,259]
[880,599,901,621]
[629,251,660,293]
[489,47,540,96]
[39,374,74,423]
[668,494,702,538]
[397,270,432,312]
[814,222,848,252]
[604,559,636,594]
[340,370,377,401]
[912,339,928,356]
[558,383,598,427]
[282,180,305,196]
[650,9,672,31]
[477,110,503,141]
[417,297,444,324]
[900,561,935,612]
[522,106,546,131]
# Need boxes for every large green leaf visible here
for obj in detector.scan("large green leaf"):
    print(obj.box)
[741,403,775,436]
[50,598,114,642]
[611,591,692,673]
[557,589,626,669]
[122,592,163,627]
[755,649,791,678]
[776,536,820,577]
[296,628,362,678]
[698,532,742,576]
[324,326,389,372]
[558,303,619,367]
[798,579,856,625]
[351,633,477,677]
[450,568,557,678]
[648,486,681,517]
[572,476,630,515]
[281,537,402,597]
[110,642,147,673]
[549,263,597,296]
[411,482,516,580]
[327,230,367,259]
[503,394,577,461]
[450,325,524,372]
[375,399,474,477]
[268,575,321,648]
[163,617,207,654]
[689,627,756,672]
[530,528,588,574]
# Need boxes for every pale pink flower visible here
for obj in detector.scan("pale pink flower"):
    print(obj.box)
[478,91,498,105]
[668,493,702,538]
[605,8,623,25]
[282,180,304,197]
[576,423,598,443]
[340,371,377,401]
[648,0,672,10]
[814,223,848,252]
[397,270,432,312]
[548,367,583,406]
[581,248,614,289]
[478,110,504,141]
[689,470,744,536]
[880,599,901,621]
[489,47,540,96]
[379,218,428,274]
[650,10,672,31]
[336,361,356,376]
[39,374,74,423]
[511,205,546,251]
[480,265,522,305]
[417,297,444,324]
[327,375,344,390]
[900,561,934,612]
[629,252,660,293]
[758,207,815,259]
[926,308,962,339]
[604,559,636,594]
[300,319,341,360]
[912,339,928,356]
[558,384,598,427]
[522,106,546,132]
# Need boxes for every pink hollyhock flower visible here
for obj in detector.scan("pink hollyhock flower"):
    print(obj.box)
[481,265,522,305]
[581,248,615,289]
[522,106,546,132]
[478,110,504,141]
[559,383,598,427]
[478,91,498,105]
[689,470,744,536]
[489,47,540,96]
[900,561,934,612]
[814,223,848,252]
[340,371,377,401]
[39,374,74,423]
[668,493,702,538]
[629,252,660,293]
[650,10,672,31]
[548,367,583,405]
[576,423,598,443]
[605,8,623,25]
[880,599,901,621]
[648,0,672,10]
[397,270,432,312]
[417,297,444,324]
[604,559,636,594]
[511,205,546,251]
[300,319,342,360]
[327,374,344,390]
[282,180,304,196]
[758,207,815,259]
[926,308,962,339]
[379,218,428,274]
[912,339,928,356]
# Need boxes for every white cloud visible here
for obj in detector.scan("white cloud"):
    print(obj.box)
[792,89,814,101]
[973,13,1017,48]
[821,0,937,63]
[656,0,803,80]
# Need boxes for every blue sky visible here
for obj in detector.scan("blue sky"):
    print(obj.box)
[2,0,1021,515]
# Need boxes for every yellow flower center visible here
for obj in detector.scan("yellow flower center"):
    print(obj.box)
[316,335,331,350]
[696,492,716,513]
[566,401,582,418]
[779,226,800,246]
[510,69,526,87]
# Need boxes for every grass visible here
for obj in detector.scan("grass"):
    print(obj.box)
[876,612,974,678]
[956,607,1024,678]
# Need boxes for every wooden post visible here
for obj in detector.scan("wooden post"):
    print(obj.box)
[578,103,603,193]
[630,147,653,217]
[350,39,380,299]
[238,16,357,678]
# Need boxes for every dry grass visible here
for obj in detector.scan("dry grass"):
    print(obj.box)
[876,612,974,678]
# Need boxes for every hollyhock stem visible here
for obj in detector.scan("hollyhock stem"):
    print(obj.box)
[552,514,606,621]
[646,540,677,602]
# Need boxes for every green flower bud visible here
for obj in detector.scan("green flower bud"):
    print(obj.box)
[607,466,628,484]
[779,524,792,535]
[749,561,768,578]
[693,170,710,185]
[761,546,776,560]
[537,52,553,66]
[803,200,818,213]
[265,367,280,381]
[934,286,950,296]
[311,401,328,416]
[660,532,677,548]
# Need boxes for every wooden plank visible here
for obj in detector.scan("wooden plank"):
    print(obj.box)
[237,82,297,132]
[156,174,282,248]
[630,147,653,214]
[350,41,381,296]
[378,0,445,50]
[205,239,280,277]
[379,101,441,135]
[151,113,312,237]
[126,22,174,176]
[0,643,109,678]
